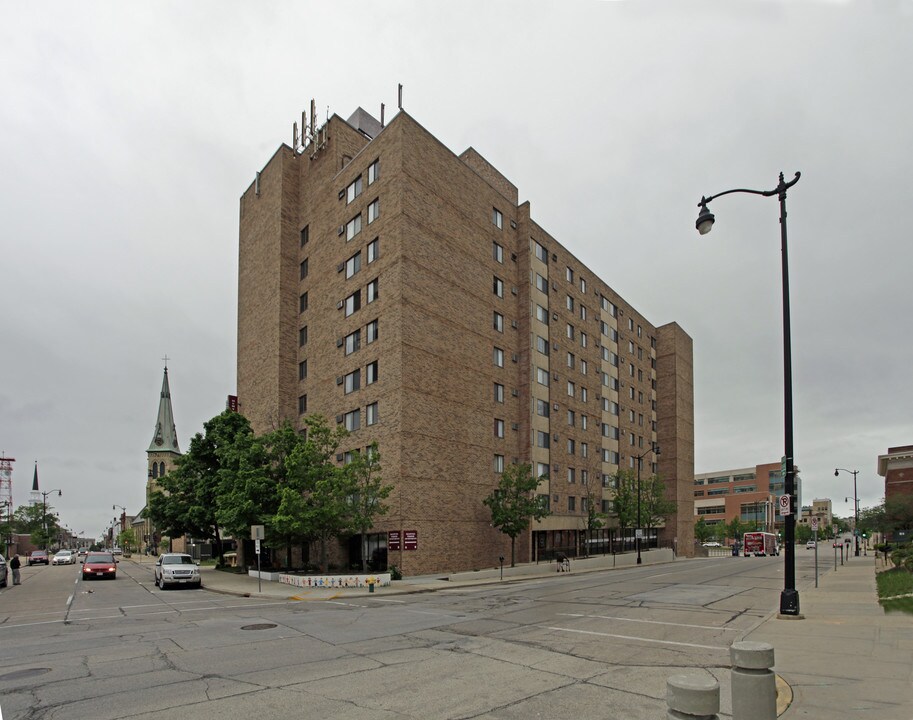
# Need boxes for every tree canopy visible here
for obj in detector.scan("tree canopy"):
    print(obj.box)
[483,463,550,567]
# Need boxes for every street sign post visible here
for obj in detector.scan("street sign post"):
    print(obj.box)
[778,494,791,516]
[251,526,264,592]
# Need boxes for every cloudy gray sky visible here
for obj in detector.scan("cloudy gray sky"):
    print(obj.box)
[2,0,910,540]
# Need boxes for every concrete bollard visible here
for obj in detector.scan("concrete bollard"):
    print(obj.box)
[730,641,777,720]
[666,674,720,719]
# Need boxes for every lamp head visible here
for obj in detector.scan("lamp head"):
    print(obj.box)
[834,469,839,477]
[696,203,715,235]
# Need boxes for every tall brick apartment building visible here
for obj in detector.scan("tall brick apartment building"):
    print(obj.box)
[237,106,695,574]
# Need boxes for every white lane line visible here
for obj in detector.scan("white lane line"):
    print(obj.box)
[546,626,728,651]
[370,598,406,603]
[325,601,367,608]
[66,594,74,607]
[557,613,737,631]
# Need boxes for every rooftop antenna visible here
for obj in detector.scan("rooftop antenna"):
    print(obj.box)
[398,83,403,110]
[310,99,316,136]
[381,103,385,127]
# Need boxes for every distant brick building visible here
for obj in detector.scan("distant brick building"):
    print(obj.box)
[237,105,695,574]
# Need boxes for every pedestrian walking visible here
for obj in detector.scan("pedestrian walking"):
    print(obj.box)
[10,553,21,585]
[556,552,570,572]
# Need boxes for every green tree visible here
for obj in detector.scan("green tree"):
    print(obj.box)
[117,528,137,553]
[483,463,550,567]
[609,469,639,535]
[694,517,714,545]
[13,503,59,549]
[581,479,606,557]
[345,443,393,572]
[286,415,351,572]
[640,475,677,530]
[259,421,311,568]
[725,517,748,544]
[151,410,256,566]
[795,523,813,544]
[885,494,913,537]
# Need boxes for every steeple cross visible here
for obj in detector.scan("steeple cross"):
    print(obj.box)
[162,354,170,369]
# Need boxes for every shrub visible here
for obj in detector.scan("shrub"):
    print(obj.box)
[390,564,402,581]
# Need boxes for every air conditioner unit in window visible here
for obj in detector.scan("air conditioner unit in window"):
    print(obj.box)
[553,464,559,472]
[552,254,557,261]
[552,373,558,381]
[552,342,558,351]
[337,263,345,273]
[511,320,518,329]
[336,337,344,348]
[510,220,517,229]
[551,281,558,291]
[338,189,345,200]
[512,354,518,363]
[336,453,344,461]
[511,388,519,397]
[511,253,517,262]
[337,300,345,310]
[553,403,559,410]
[336,376,343,385]
[552,313,558,321]
[338,226,345,236]
[335,414,344,423]
[511,287,518,295]
[553,434,559,441]
[511,423,519,431]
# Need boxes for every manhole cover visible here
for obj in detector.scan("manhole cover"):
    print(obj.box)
[241,623,277,631]
[0,668,52,682]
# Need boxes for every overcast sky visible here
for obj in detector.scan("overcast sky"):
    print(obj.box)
[2,0,910,540]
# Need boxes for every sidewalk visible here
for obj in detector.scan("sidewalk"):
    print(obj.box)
[128,552,913,718]
[745,555,913,719]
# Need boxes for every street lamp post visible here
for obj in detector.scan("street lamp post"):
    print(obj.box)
[113,505,127,548]
[634,442,660,565]
[696,171,802,617]
[835,468,860,556]
[40,489,62,550]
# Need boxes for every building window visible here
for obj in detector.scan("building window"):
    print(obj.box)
[366,320,378,344]
[494,454,505,473]
[344,369,361,394]
[581,387,588,402]
[346,176,363,204]
[581,414,588,430]
[566,323,575,340]
[567,352,575,369]
[610,401,619,415]
[367,159,379,185]
[300,225,309,247]
[536,335,548,355]
[568,496,576,512]
[533,239,547,262]
[299,292,308,313]
[536,398,549,417]
[298,360,308,381]
[298,394,307,415]
[535,273,548,294]
[299,326,308,347]
[567,380,575,397]
[579,360,587,376]
[566,295,574,311]
[637,324,643,338]
[345,290,362,317]
[536,431,550,449]
[346,214,362,241]
[494,347,504,367]
[567,409,575,426]
[536,305,549,325]
[579,305,587,321]
[367,278,379,304]
[581,497,588,513]
[537,462,549,479]
[366,402,378,426]
[536,367,549,386]
[366,360,378,385]
[346,251,362,279]
[494,419,505,438]
[565,266,573,282]
[567,439,575,454]
[344,329,361,355]
[493,208,503,229]
[580,332,588,348]
[581,443,588,458]
[344,409,360,431]
[494,312,504,333]
[610,352,619,367]
[494,276,504,298]
[628,318,634,331]
[367,198,379,224]
[367,238,379,264]
[494,382,505,403]
[567,467,576,483]
[300,258,309,280]
[493,242,504,263]
[580,278,587,294]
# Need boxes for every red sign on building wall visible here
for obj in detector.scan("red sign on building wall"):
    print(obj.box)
[403,530,418,551]
[227,395,239,412]
[388,530,401,551]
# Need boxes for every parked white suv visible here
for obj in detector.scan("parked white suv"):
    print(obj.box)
[154,553,201,589]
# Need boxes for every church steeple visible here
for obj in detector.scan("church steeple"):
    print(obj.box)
[29,460,40,506]
[148,366,180,454]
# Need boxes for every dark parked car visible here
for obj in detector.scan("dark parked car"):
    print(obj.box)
[28,550,49,566]
[82,552,117,580]
[0,553,7,587]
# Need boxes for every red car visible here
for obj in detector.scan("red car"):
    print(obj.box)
[28,550,49,566]
[82,552,117,580]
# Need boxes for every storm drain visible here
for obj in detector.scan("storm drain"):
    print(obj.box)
[0,668,52,681]
[241,623,277,631]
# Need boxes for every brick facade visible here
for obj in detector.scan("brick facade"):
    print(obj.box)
[238,108,695,574]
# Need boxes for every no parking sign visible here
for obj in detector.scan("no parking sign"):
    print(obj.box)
[779,494,791,516]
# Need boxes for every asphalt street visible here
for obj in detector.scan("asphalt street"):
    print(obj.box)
[0,552,826,719]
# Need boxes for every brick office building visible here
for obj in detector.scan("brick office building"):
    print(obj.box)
[237,106,694,574]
